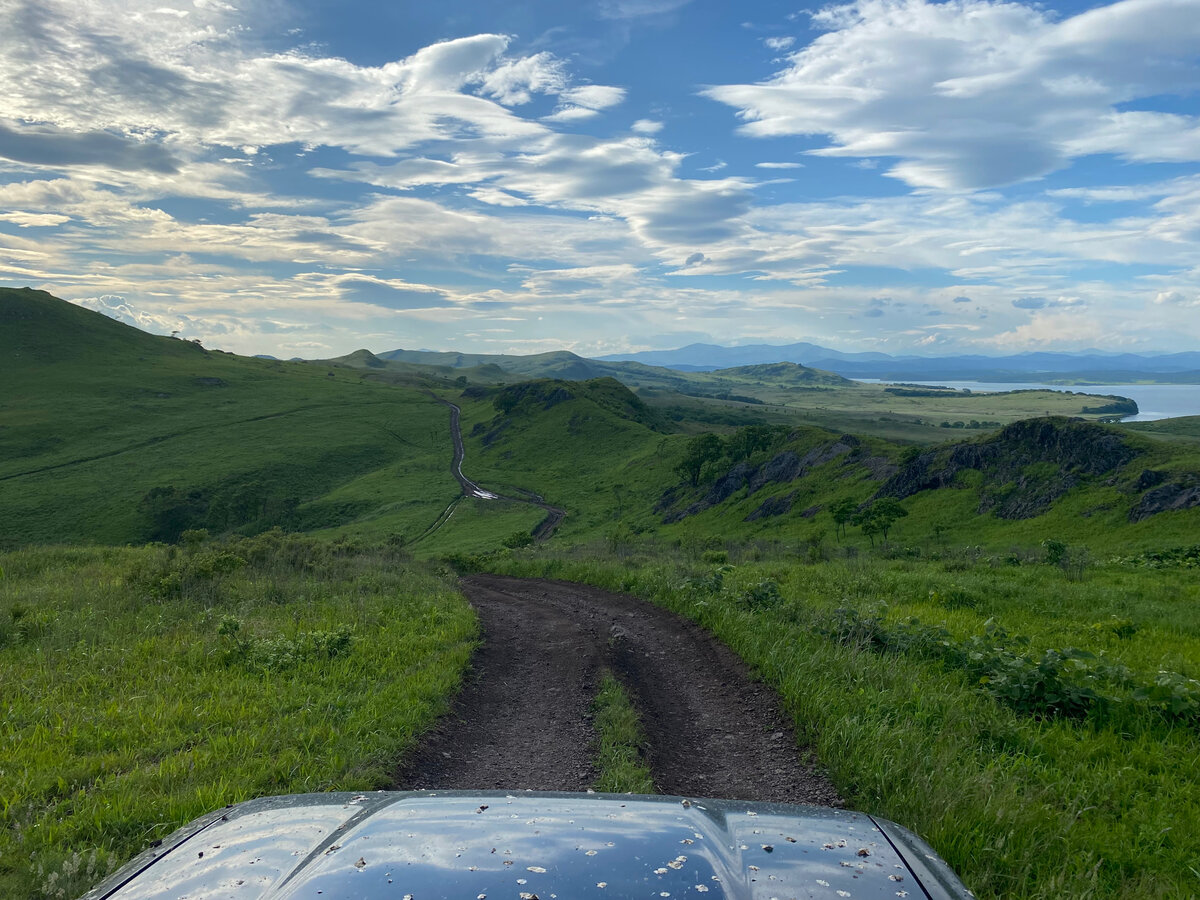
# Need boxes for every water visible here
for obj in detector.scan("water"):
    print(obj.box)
[858,380,1200,422]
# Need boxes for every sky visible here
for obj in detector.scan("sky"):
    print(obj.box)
[1,0,1199,359]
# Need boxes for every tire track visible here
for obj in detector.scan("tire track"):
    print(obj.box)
[393,575,841,805]
[0,403,376,482]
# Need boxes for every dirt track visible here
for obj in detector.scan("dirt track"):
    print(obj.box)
[410,397,565,545]
[393,574,841,805]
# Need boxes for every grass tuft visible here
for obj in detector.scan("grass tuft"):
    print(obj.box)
[591,671,655,795]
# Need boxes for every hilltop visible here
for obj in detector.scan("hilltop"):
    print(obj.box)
[341,343,1140,442]
[649,416,1200,553]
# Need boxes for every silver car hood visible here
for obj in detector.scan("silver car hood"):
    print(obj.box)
[82,791,972,900]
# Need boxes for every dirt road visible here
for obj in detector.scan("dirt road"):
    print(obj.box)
[393,575,840,805]
[411,397,565,544]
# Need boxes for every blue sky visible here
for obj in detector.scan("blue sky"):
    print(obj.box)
[1,0,1199,358]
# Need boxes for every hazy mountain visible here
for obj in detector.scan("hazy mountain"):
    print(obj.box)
[598,343,1200,382]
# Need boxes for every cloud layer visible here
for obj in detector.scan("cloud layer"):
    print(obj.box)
[0,0,1196,357]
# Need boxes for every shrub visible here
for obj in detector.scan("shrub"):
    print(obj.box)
[738,579,783,610]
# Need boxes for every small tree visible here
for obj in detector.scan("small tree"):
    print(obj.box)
[851,498,908,547]
[829,497,858,542]
[675,433,723,487]
[871,497,908,542]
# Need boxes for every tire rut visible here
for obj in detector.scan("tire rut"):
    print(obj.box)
[392,575,840,806]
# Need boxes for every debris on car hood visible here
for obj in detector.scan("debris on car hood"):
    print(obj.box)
[81,791,973,900]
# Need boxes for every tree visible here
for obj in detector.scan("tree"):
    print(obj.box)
[871,497,908,542]
[829,497,858,542]
[675,433,723,487]
[851,498,908,547]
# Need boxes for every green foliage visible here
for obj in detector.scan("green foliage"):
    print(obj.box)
[851,497,908,546]
[737,579,783,610]
[678,565,732,596]
[817,607,1199,722]
[590,672,655,794]
[1133,671,1200,720]
[828,497,858,541]
[675,433,723,487]
[1112,545,1200,568]
[1042,539,1068,566]
[217,615,354,673]
[502,530,535,549]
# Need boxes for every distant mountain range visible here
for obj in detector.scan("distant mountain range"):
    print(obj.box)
[596,343,1200,383]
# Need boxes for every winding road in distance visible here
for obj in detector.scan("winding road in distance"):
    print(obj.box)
[410,395,565,545]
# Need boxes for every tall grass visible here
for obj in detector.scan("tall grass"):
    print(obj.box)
[478,541,1200,900]
[0,533,476,899]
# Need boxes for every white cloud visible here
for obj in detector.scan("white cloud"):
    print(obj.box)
[597,0,693,19]
[983,310,1112,350]
[1154,290,1200,307]
[561,85,626,110]
[543,106,602,122]
[0,6,583,161]
[763,36,795,50]
[631,119,663,134]
[0,210,70,227]
[478,52,567,105]
[704,0,1200,190]
[73,294,199,335]
[468,187,529,207]
[755,161,803,169]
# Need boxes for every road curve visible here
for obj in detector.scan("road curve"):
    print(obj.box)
[428,395,566,540]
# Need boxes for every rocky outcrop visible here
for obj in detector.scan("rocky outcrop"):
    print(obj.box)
[663,436,862,523]
[1131,480,1200,521]
[1135,469,1166,490]
[705,462,755,506]
[745,492,795,521]
[877,418,1139,520]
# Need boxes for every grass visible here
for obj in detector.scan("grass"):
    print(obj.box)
[590,672,655,794]
[473,541,1200,900]
[0,533,477,899]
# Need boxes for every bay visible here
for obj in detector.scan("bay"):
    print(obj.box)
[858,380,1200,422]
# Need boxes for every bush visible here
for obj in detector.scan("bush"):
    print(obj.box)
[738,579,783,610]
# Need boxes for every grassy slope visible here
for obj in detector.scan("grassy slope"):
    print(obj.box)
[0,288,460,546]
[449,379,672,540]
[478,546,1200,900]
[633,418,1200,557]
[0,535,476,899]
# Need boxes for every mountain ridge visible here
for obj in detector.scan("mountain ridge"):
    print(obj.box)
[596,341,1200,382]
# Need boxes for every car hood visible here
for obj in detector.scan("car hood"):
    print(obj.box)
[82,791,971,900]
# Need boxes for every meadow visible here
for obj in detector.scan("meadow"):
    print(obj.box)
[471,539,1200,900]
[0,533,476,899]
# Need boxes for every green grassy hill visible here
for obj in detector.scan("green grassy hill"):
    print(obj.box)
[631,417,1200,556]
[0,288,474,546]
[4,287,1197,556]
[0,290,674,550]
